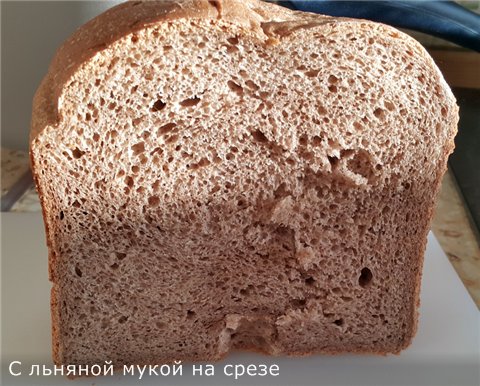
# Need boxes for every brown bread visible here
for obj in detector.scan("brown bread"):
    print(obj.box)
[30,0,458,367]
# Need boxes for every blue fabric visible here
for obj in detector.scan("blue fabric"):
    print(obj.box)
[284,1,480,51]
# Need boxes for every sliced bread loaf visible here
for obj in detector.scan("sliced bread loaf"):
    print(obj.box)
[31,0,458,367]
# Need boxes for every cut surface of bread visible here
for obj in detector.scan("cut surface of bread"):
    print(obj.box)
[30,0,458,367]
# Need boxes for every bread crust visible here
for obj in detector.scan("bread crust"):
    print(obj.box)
[30,0,458,368]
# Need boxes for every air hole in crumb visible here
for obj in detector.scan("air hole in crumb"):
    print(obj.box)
[359,267,373,287]
[374,107,386,121]
[239,288,249,296]
[353,121,363,131]
[110,263,119,270]
[328,155,339,169]
[305,69,319,77]
[208,0,221,12]
[328,75,339,84]
[131,142,145,155]
[384,101,395,111]
[312,136,322,146]
[150,147,163,156]
[291,298,307,309]
[334,318,344,326]
[59,211,64,220]
[148,196,160,206]
[251,129,268,143]
[151,99,166,112]
[346,149,375,181]
[166,134,179,144]
[74,265,82,277]
[328,85,337,93]
[245,80,259,90]
[274,182,290,199]
[118,316,128,324]
[315,105,327,116]
[226,44,238,53]
[227,36,239,45]
[305,277,315,286]
[179,97,200,107]
[125,176,134,188]
[116,252,127,260]
[131,34,139,43]
[227,80,243,95]
[190,157,210,170]
[299,134,308,146]
[71,147,85,159]
[186,310,196,319]
[158,122,176,135]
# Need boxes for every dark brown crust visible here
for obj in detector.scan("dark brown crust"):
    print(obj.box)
[29,144,60,363]
[50,286,61,364]
[30,0,458,368]
[404,133,457,349]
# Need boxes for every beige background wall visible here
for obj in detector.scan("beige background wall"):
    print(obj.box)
[1,1,121,150]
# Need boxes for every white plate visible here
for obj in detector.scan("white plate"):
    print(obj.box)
[1,213,479,385]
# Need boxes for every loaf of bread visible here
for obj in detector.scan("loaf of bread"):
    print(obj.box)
[31,0,458,368]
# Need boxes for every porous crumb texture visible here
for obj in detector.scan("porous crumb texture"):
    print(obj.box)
[30,0,458,367]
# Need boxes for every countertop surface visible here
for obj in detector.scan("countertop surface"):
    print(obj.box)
[1,147,479,308]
